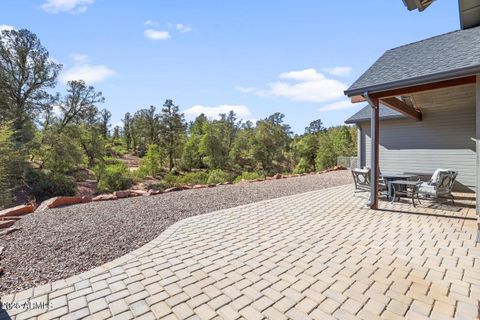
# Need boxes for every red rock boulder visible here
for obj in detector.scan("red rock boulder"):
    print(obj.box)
[0,220,16,229]
[0,204,35,217]
[36,197,83,212]
[81,196,92,203]
[163,187,184,193]
[92,194,118,202]
[113,190,130,198]
[192,184,208,189]
[147,189,162,195]
[129,190,148,196]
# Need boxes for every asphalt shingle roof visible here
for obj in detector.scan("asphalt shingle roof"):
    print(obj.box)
[344,105,406,124]
[345,25,480,96]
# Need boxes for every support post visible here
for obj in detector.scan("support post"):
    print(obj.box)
[365,93,380,209]
[476,75,480,242]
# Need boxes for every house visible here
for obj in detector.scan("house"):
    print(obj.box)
[343,0,480,239]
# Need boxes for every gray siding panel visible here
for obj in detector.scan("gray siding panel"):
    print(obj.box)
[363,85,476,191]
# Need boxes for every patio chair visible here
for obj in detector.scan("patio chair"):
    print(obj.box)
[378,170,388,196]
[352,168,370,193]
[366,167,389,193]
[417,169,457,204]
[352,168,388,195]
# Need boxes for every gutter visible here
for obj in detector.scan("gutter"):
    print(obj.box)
[344,64,480,97]
[344,115,406,125]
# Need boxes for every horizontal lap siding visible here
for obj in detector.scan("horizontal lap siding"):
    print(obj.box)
[362,85,476,191]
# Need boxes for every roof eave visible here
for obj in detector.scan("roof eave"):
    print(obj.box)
[344,115,406,125]
[344,64,480,97]
[402,0,436,11]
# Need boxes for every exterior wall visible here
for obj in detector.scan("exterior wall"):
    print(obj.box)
[360,85,476,191]
[476,75,480,236]
[356,125,366,168]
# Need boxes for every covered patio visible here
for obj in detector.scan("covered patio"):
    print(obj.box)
[344,24,480,241]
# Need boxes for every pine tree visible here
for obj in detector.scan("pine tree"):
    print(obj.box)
[159,100,186,171]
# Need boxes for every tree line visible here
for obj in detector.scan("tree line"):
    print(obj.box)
[0,28,356,209]
[121,106,356,177]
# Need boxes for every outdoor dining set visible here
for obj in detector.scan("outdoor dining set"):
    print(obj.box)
[351,168,458,207]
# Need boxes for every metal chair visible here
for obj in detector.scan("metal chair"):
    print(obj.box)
[352,168,370,193]
[378,170,388,196]
[352,168,388,196]
[418,170,457,204]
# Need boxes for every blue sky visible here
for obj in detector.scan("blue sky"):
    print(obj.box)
[1,0,460,133]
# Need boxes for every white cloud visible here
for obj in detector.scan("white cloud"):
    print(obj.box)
[61,64,115,83]
[60,54,115,84]
[41,0,95,14]
[278,69,324,81]
[318,100,357,112]
[113,121,123,129]
[0,24,14,31]
[234,86,256,93]
[322,66,352,77]
[183,105,252,120]
[238,68,348,103]
[144,20,159,27]
[176,23,192,33]
[266,69,348,103]
[144,29,171,40]
[71,53,89,63]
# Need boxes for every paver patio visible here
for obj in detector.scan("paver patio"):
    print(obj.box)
[1,184,479,319]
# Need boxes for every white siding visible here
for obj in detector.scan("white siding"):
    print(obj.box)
[361,85,476,191]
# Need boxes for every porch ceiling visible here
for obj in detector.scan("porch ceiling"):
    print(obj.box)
[410,83,476,112]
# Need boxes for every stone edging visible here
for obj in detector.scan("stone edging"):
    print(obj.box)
[0,168,347,233]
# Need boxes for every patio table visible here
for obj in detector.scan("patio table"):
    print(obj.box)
[382,173,417,198]
[390,179,422,207]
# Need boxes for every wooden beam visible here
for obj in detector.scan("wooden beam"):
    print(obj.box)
[351,95,366,103]
[380,97,422,121]
[370,76,476,100]
[370,99,380,210]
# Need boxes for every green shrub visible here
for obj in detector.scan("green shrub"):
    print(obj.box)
[97,162,133,192]
[234,171,265,183]
[110,144,128,156]
[0,122,23,208]
[207,169,234,184]
[161,171,210,187]
[138,144,162,177]
[145,181,170,192]
[103,157,122,165]
[293,158,309,174]
[26,169,76,202]
[177,172,209,185]
[130,168,146,180]
[163,172,180,187]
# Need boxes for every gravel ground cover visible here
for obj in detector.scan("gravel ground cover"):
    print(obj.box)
[0,170,352,295]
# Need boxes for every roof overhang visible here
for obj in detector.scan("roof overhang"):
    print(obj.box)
[402,0,480,29]
[345,114,405,125]
[344,65,480,97]
[346,75,477,122]
[459,0,480,29]
[402,0,436,11]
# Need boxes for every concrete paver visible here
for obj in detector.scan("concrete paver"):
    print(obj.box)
[1,184,479,319]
